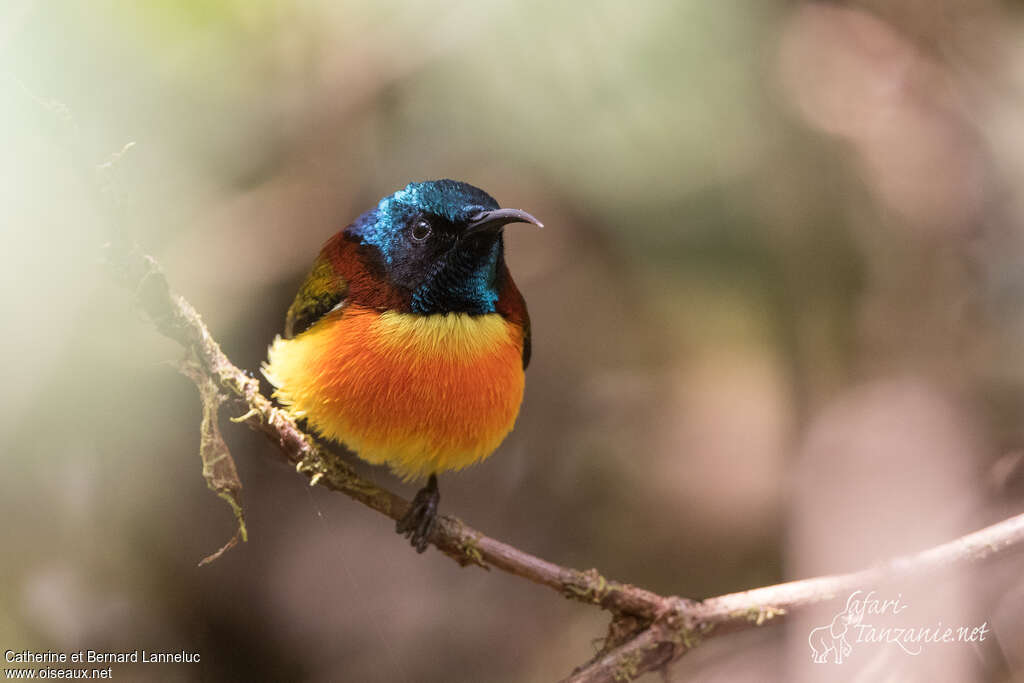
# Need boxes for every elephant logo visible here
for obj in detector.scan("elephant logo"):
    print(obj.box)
[808,593,863,664]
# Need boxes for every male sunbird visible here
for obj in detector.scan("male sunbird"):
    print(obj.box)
[263,180,541,552]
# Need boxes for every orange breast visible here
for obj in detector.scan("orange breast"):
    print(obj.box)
[263,305,525,480]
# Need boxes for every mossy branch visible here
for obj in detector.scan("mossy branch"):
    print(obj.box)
[114,245,1024,682]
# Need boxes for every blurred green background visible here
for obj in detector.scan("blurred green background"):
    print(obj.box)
[4,0,1024,680]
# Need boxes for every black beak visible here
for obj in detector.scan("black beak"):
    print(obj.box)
[465,208,544,236]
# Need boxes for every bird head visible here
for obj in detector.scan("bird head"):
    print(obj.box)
[346,180,542,315]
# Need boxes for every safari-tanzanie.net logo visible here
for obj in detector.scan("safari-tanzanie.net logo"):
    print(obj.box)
[808,590,989,664]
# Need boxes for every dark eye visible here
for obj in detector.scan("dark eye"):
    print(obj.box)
[410,219,432,241]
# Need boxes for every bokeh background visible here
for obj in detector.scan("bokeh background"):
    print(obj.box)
[4,0,1024,680]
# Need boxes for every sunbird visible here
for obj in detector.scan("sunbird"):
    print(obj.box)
[263,180,541,552]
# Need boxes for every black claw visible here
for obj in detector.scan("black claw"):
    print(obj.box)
[396,474,440,553]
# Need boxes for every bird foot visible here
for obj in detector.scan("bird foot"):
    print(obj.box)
[396,474,439,553]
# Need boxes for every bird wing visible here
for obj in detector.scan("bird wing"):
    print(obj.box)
[495,261,531,369]
[284,236,349,339]
[521,317,532,370]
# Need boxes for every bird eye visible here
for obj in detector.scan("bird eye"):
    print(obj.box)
[411,219,432,241]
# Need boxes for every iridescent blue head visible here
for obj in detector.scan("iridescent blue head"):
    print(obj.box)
[346,179,542,315]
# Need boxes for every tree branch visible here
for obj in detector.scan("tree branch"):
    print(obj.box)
[111,244,670,617]
[564,511,1024,681]
[115,244,1024,682]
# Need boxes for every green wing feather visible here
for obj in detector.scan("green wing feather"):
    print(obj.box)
[284,254,348,339]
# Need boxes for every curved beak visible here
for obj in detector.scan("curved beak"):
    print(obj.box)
[465,208,544,236]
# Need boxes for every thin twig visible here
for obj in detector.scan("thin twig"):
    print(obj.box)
[564,512,1024,681]
[115,244,1024,682]
[112,245,668,616]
